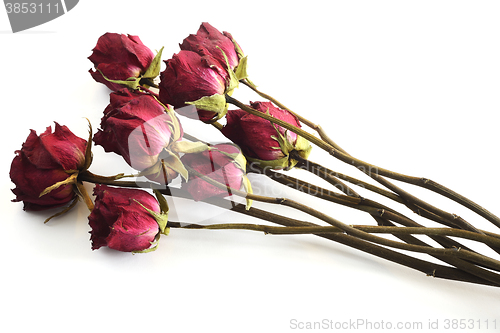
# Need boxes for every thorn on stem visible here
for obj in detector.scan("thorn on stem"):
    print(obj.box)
[426,269,437,277]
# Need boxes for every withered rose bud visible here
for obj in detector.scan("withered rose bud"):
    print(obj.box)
[89,185,162,252]
[221,101,312,170]
[158,50,235,123]
[10,123,87,211]
[180,22,242,71]
[180,144,247,201]
[93,89,183,184]
[88,33,155,91]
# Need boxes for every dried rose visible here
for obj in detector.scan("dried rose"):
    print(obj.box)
[158,50,236,123]
[180,144,251,202]
[88,33,158,91]
[89,185,165,252]
[180,22,248,82]
[10,123,87,211]
[221,101,312,170]
[93,89,183,184]
[180,22,242,71]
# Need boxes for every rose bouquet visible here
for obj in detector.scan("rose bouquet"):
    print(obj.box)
[10,23,500,287]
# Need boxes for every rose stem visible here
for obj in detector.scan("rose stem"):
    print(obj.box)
[208,120,401,203]
[170,195,499,287]
[263,170,479,245]
[240,79,346,153]
[293,154,484,231]
[241,79,500,229]
[292,158,404,203]
[257,167,500,273]
[291,151,500,258]
[167,221,500,249]
[77,171,500,286]
[182,165,500,279]
[182,132,500,263]
[211,122,223,131]
[182,132,500,262]
[81,168,500,246]
[226,93,500,230]
[227,93,481,235]
[195,194,500,287]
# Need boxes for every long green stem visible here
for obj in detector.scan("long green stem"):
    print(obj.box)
[168,221,500,248]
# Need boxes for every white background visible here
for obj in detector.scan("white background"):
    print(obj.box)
[1,1,500,332]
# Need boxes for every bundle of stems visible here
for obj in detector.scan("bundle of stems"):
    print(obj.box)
[80,114,500,288]
[168,78,500,287]
[71,73,500,289]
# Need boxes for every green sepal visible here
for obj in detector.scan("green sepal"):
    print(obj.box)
[293,135,312,160]
[43,196,79,223]
[272,129,294,157]
[186,94,228,116]
[215,46,239,94]
[212,144,248,173]
[229,35,244,60]
[226,68,239,95]
[161,150,189,182]
[267,114,312,169]
[243,78,257,88]
[83,119,93,171]
[171,140,210,154]
[132,240,160,254]
[242,175,253,210]
[39,172,78,197]
[167,113,183,143]
[134,199,169,236]
[153,189,170,215]
[246,155,292,170]
[150,96,183,143]
[142,47,164,79]
[234,55,249,81]
[96,68,141,90]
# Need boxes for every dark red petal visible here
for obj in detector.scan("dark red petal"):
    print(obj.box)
[158,50,227,115]
[122,34,154,70]
[10,152,75,211]
[41,123,87,170]
[181,144,244,201]
[21,128,60,169]
[89,185,160,251]
[105,210,159,252]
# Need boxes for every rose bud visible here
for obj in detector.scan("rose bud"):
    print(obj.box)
[158,50,237,123]
[89,185,166,252]
[180,22,248,82]
[88,33,157,91]
[221,101,312,170]
[180,22,242,71]
[10,123,87,211]
[180,144,252,203]
[93,89,183,184]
